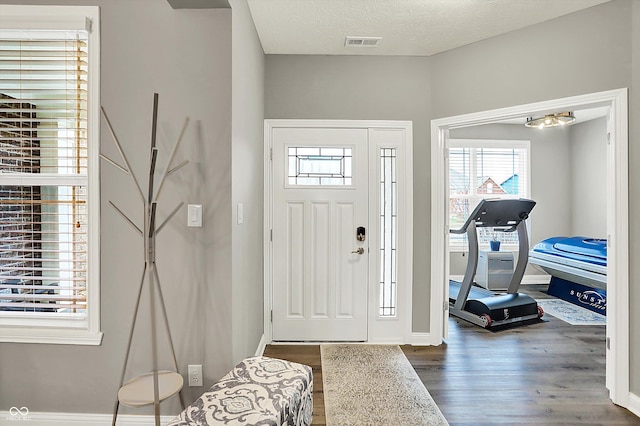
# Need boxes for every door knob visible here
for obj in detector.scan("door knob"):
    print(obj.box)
[351,247,364,255]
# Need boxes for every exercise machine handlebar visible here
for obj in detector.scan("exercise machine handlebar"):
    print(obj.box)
[450,198,536,234]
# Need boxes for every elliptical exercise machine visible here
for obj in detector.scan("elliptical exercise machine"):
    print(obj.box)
[449,198,544,328]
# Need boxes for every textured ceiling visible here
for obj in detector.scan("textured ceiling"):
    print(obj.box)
[246,0,610,56]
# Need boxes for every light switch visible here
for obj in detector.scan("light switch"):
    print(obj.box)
[188,204,202,227]
[237,203,244,225]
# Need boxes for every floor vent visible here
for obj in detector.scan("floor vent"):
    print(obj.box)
[345,36,382,47]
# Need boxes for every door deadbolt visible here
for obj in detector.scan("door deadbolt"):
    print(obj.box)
[357,226,366,241]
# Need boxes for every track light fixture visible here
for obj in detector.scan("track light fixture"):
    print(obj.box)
[525,112,575,129]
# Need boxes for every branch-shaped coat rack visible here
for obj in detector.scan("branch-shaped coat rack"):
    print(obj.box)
[101,93,190,426]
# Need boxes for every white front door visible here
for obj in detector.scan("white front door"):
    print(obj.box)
[271,127,369,341]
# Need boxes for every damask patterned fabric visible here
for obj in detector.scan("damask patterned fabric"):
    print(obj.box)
[168,356,313,426]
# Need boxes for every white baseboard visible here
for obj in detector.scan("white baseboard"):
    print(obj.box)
[255,333,267,356]
[411,332,441,346]
[628,392,640,418]
[0,411,175,425]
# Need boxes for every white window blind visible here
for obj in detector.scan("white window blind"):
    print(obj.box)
[448,139,530,248]
[0,5,101,344]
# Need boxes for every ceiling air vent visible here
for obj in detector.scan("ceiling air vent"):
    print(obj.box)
[345,36,382,48]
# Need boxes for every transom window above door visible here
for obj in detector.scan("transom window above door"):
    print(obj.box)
[287,146,353,186]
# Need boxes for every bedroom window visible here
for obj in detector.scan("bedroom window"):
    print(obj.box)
[448,139,530,250]
[0,5,101,345]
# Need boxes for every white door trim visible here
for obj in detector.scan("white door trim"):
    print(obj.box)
[429,88,629,407]
[264,119,413,344]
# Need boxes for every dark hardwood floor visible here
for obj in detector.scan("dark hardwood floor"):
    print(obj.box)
[264,287,638,425]
[264,345,327,425]
[404,319,636,425]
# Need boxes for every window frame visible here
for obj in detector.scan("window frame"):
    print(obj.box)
[0,5,101,345]
[448,139,531,253]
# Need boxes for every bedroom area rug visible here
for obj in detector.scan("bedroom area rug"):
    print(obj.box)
[536,298,606,325]
[320,344,448,426]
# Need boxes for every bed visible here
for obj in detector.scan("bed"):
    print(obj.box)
[529,236,607,315]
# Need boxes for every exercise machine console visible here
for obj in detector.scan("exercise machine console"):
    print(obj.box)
[449,198,543,328]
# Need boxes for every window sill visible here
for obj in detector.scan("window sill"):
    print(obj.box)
[0,327,103,345]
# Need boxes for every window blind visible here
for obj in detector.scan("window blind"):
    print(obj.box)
[449,140,529,247]
[0,31,88,315]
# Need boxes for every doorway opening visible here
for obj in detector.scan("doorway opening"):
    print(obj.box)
[430,89,629,406]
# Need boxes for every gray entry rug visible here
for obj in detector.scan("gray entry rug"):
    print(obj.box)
[321,344,448,426]
[537,298,606,325]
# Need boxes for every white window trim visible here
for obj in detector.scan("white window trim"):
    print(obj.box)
[447,139,531,253]
[0,5,102,345]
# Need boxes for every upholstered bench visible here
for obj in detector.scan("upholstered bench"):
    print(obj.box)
[168,356,313,426]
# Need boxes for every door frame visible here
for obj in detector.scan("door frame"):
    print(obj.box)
[429,89,629,406]
[264,119,414,344]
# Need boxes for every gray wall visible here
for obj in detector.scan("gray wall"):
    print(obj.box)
[265,55,432,332]
[0,0,263,415]
[570,117,607,237]
[264,1,637,392]
[230,0,266,363]
[3,0,640,413]
[429,1,631,119]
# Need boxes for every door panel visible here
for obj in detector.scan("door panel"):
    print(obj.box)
[310,201,329,319]
[285,202,304,318]
[336,202,357,318]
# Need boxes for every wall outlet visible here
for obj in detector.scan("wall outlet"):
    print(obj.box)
[188,364,203,387]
